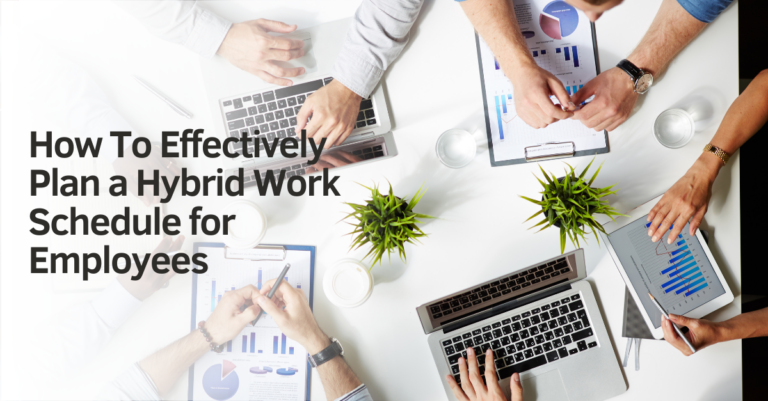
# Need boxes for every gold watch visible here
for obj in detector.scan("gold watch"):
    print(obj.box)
[703,143,730,165]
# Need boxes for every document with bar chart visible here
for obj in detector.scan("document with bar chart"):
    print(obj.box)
[189,243,315,401]
[476,0,608,166]
[606,218,726,329]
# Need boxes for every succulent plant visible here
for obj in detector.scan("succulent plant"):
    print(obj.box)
[521,158,626,254]
[344,183,433,268]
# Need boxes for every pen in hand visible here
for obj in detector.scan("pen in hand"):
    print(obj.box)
[648,293,697,354]
[252,263,291,326]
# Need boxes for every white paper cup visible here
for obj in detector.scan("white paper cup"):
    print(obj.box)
[220,200,267,249]
[323,259,373,308]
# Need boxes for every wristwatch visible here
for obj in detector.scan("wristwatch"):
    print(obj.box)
[616,59,653,94]
[703,143,730,165]
[308,338,344,368]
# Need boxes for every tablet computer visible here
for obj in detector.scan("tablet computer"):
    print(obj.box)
[600,195,733,339]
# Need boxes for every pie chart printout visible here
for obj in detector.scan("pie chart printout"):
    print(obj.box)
[277,368,298,376]
[540,1,579,40]
[203,362,240,400]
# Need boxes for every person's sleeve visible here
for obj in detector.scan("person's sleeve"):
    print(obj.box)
[113,0,232,58]
[334,384,374,401]
[676,0,733,23]
[332,0,425,98]
[98,363,162,401]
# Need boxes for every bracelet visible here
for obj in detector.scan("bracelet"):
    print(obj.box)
[197,321,225,353]
[703,143,730,165]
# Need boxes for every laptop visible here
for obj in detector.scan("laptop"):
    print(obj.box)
[416,249,626,401]
[199,18,398,189]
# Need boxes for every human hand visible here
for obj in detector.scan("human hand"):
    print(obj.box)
[646,154,722,243]
[256,278,328,354]
[661,314,723,356]
[112,144,180,206]
[305,150,362,173]
[506,61,574,128]
[217,19,306,86]
[571,67,638,132]
[296,80,362,147]
[117,235,185,301]
[204,285,263,344]
[445,347,524,401]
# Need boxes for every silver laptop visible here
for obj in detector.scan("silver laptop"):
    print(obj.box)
[200,18,397,190]
[417,249,626,401]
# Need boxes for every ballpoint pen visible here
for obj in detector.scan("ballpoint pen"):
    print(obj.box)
[134,76,193,119]
[252,263,291,326]
[648,293,697,354]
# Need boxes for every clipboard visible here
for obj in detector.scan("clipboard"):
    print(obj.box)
[188,243,315,401]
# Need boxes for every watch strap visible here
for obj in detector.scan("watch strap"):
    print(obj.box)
[308,338,344,368]
[617,59,643,81]
[703,143,730,165]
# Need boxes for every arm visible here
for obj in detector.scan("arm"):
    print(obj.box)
[459,0,573,129]
[572,0,721,131]
[297,0,424,147]
[662,307,768,356]
[647,69,768,243]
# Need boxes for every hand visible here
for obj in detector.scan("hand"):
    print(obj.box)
[117,235,184,300]
[506,61,574,129]
[112,144,180,206]
[571,68,638,132]
[297,80,363,147]
[662,314,723,356]
[217,19,306,86]
[256,278,329,354]
[205,285,263,344]
[647,154,722,243]
[445,347,524,401]
[305,150,362,173]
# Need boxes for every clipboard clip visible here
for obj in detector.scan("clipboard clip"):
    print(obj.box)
[525,141,575,162]
[224,245,286,261]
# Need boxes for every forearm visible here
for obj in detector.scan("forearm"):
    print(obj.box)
[460,0,533,69]
[627,0,707,76]
[709,70,768,154]
[716,307,768,342]
[305,334,362,400]
[138,330,209,396]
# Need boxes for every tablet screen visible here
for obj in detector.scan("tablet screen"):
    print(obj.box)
[606,216,726,328]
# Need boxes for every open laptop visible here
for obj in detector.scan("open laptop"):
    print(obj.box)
[417,249,626,401]
[200,18,398,190]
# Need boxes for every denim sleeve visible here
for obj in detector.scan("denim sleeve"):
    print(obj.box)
[676,0,733,23]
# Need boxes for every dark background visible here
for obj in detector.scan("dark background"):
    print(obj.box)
[739,0,768,398]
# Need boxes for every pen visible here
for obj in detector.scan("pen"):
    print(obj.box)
[133,76,193,119]
[252,263,291,326]
[648,293,697,354]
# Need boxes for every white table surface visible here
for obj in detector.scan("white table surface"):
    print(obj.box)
[0,1,741,400]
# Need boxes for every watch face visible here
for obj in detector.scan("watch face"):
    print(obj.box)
[635,73,653,94]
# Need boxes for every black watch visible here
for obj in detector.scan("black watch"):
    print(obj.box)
[308,338,344,368]
[616,59,653,94]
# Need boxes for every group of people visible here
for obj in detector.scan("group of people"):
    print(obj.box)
[36,0,767,400]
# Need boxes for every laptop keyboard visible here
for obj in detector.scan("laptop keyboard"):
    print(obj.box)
[429,258,571,320]
[441,293,598,384]
[221,77,377,156]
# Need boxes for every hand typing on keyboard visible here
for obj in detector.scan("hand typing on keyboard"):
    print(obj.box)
[446,347,524,401]
[217,19,306,86]
[297,80,362,147]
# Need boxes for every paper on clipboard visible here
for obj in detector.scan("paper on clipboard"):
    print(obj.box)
[525,141,575,161]
[188,243,315,401]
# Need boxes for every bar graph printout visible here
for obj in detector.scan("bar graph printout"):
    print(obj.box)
[478,0,608,165]
[606,218,725,329]
[189,244,314,401]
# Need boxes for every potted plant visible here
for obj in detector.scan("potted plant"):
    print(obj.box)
[520,158,626,254]
[344,183,434,267]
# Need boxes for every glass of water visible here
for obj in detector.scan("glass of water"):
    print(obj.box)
[653,108,696,149]
[436,129,477,168]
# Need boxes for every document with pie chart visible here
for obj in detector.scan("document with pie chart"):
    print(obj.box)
[477,0,608,166]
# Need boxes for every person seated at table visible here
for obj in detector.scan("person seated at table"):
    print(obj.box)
[116,0,424,148]
[644,70,768,355]
[446,348,525,401]
[101,279,374,401]
[456,0,733,131]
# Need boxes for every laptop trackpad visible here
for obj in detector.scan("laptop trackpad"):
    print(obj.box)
[522,370,569,401]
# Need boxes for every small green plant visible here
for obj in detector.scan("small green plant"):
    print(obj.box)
[521,158,626,254]
[344,183,433,268]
